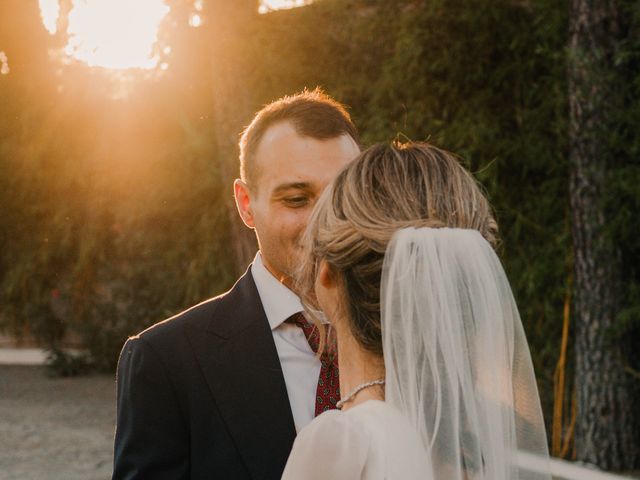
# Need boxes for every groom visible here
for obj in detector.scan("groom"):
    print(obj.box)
[112,90,360,479]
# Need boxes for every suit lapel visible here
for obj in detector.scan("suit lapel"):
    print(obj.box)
[186,270,297,479]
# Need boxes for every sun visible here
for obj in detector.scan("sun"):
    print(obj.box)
[39,0,170,70]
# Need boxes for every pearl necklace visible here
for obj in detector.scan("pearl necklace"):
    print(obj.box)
[336,379,385,409]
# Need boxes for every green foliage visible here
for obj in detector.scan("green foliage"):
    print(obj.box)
[46,348,94,377]
[0,7,236,370]
[246,0,572,421]
[606,0,640,376]
[0,1,637,439]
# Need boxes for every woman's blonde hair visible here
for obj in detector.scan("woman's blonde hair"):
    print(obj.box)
[297,141,498,356]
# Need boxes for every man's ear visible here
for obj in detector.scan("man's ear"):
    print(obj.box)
[234,179,255,228]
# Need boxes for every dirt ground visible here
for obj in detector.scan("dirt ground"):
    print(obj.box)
[0,365,115,480]
[2,365,639,480]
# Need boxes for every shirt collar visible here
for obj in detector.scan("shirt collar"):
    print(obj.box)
[251,252,304,331]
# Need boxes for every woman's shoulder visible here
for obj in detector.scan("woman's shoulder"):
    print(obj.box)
[345,399,409,427]
[282,408,377,479]
[295,400,412,455]
[283,401,431,480]
[299,400,395,437]
[295,407,372,446]
[347,401,433,478]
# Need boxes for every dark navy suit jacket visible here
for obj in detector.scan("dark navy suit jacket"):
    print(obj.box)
[112,269,297,479]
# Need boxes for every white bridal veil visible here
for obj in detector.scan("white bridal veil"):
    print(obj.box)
[382,228,551,480]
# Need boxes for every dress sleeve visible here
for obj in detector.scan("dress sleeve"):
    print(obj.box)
[281,411,373,480]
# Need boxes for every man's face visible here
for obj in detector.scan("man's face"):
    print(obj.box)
[235,121,359,288]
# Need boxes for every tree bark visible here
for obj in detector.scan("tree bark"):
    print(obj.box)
[569,0,640,470]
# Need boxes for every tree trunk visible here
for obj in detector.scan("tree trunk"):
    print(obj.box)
[569,0,640,470]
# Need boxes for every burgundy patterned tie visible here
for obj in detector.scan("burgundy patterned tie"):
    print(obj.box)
[288,312,340,415]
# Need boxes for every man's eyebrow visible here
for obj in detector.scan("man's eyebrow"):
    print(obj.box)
[272,182,312,195]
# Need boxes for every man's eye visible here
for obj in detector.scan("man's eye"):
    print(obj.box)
[283,197,309,207]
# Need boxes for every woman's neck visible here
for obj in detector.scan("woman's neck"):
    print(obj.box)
[335,322,385,411]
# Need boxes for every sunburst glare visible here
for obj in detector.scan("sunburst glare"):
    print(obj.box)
[259,0,313,14]
[39,0,170,70]
[39,0,60,35]
[37,0,314,70]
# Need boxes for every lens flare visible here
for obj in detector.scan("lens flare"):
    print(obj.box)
[0,51,9,75]
[189,14,202,28]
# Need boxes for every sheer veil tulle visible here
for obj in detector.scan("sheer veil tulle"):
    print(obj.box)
[382,228,551,480]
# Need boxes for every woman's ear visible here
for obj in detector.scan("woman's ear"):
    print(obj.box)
[315,260,340,319]
[234,179,254,228]
[317,260,336,289]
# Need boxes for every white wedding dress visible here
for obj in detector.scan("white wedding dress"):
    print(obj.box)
[282,228,551,480]
[282,400,432,480]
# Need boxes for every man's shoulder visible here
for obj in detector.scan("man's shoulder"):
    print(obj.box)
[136,295,220,341]
[131,269,258,346]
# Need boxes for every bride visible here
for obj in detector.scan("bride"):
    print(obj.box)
[282,142,550,479]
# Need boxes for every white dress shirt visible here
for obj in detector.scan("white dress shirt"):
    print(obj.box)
[251,253,321,433]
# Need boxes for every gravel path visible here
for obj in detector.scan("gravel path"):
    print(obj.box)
[0,365,115,480]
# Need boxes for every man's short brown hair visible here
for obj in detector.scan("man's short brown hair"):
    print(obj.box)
[239,88,359,186]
